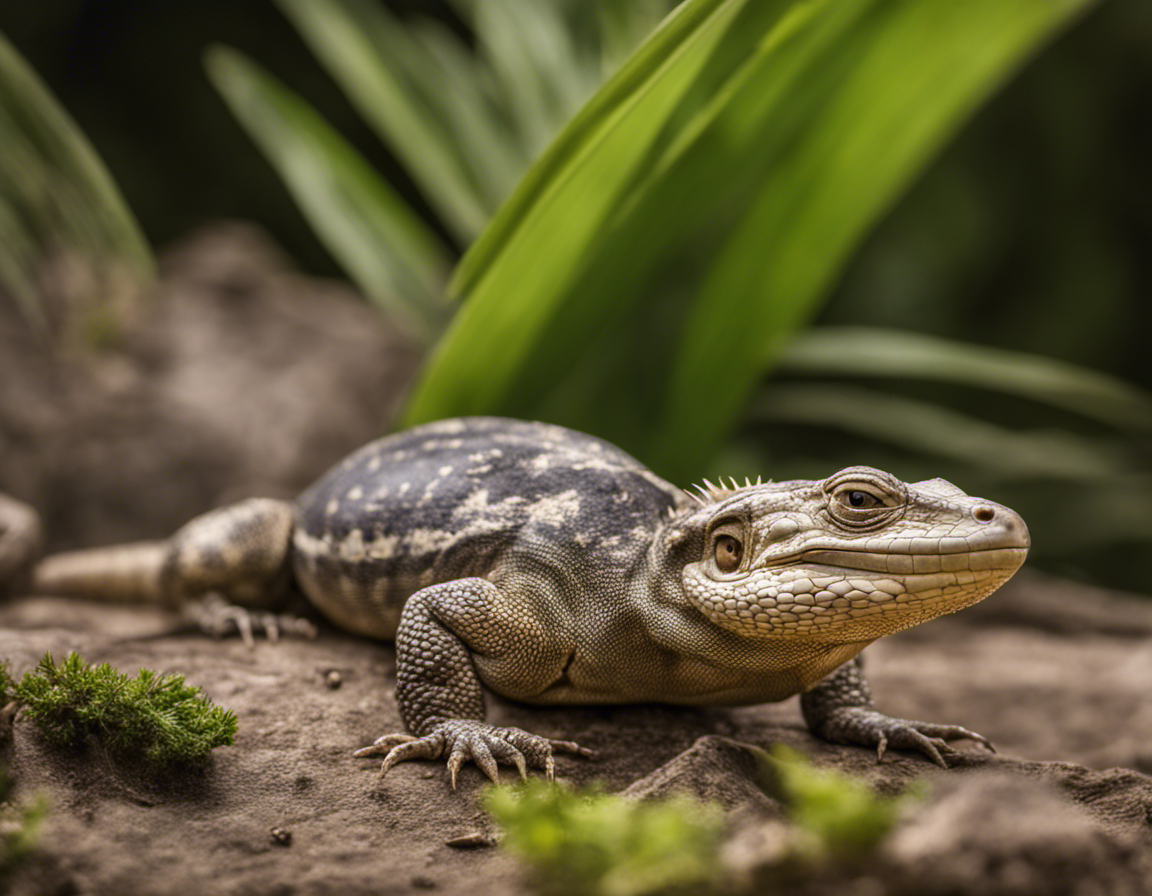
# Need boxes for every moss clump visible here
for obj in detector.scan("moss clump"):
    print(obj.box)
[12,652,237,767]
[0,661,13,707]
[484,779,725,896]
[0,765,47,885]
[768,744,919,860]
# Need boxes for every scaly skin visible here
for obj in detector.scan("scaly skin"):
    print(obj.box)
[3,417,1029,785]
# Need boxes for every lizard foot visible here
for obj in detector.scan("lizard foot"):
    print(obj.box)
[185,593,319,647]
[354,720,594,788]
[817,707,994,768]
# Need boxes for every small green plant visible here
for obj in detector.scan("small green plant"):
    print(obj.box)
[0,661,12,707]
[10,652,237,767]
[484,779,726,896]
[0,765,47,885]
[768,745,920,861]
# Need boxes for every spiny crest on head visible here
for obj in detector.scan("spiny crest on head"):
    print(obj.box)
[686,475,766,505]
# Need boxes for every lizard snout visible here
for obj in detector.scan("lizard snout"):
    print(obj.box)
[970,502,1030,550]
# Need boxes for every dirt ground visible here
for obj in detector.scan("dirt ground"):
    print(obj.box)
[3,227,1152,895]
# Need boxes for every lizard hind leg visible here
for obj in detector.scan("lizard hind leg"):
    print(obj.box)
[161,498,316,645]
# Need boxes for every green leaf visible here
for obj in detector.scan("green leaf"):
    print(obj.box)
[0,31,152,327]
[206,46,451,342]
[755,383,1137,482]
[275,0,491,243]
[778,327,1152,434]
[472,0,598,159]
[407,18,526,209]
[404,0,1095,483]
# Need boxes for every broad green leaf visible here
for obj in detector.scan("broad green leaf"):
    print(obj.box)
[406,0,1095,484]
[276,0,490,243]
[409,0,752,423]
[778,327,1152,434]
[596,0,677,78]
[756,383,1136,482]
[206,46,451,342]
[0,31,152,326]
[656,0,1094,476]
[447,0,726,299]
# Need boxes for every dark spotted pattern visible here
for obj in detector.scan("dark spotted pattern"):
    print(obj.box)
[291,417,689,639]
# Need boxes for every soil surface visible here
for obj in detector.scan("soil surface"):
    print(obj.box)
[3,226,1152,896]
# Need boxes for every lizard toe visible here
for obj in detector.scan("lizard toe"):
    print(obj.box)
[377,734,446,778]
[187,594,317,646]
[358,721,588,787]
[353,732,417,757]
[814,706,990,767]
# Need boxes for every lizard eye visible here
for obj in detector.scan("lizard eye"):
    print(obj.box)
[832,486,885,510]
[713,534,743,573]
[828,482,900,528]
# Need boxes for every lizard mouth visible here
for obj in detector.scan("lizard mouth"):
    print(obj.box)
[781,546,1029,576]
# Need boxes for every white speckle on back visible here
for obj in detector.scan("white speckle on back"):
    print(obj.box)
[340,529,366,560]
[326,499,339,516]
[525,490,582,527]
[347,486,364,501]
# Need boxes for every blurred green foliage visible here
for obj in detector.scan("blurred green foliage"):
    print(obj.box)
[0,31,152,330]
[0,764,47,887]
[0,660,11,707]
[765,744,917,860]
[12,652,237,767]
[485,749,916,894]
[484,779,726,896]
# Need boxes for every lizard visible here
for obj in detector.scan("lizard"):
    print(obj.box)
[0,416,1029,786]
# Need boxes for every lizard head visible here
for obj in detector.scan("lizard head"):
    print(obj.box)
[677,466,1029,644]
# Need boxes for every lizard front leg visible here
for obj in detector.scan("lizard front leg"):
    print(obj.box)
[355,577,592,788]
[800,655,993,767]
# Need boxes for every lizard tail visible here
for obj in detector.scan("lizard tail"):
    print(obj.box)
[31,542,167,603]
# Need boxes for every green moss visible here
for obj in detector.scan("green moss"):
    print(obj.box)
[0,765,47,885]
[0,661,12,707]
[484,779,725,896]
[768,745,921,860]
[12,652,237,767]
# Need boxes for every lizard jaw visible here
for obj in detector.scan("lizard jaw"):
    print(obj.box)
[683,546,1028,643]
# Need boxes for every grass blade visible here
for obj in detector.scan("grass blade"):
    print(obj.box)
[756,383,1136,482]
[0,31,152,326]
[778,327,1152,434]
[473,0,597,158]
[206,46,451,342]
[275,0,490,243]
[407,19,526,209]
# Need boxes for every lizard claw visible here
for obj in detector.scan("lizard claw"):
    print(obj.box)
[357,720,592,788]
[817,707,994,768]
[186,593,318,646]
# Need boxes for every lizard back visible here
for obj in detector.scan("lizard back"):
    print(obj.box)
[291,417,689,638]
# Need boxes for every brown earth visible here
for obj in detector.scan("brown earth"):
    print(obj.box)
[2,227,1152,896]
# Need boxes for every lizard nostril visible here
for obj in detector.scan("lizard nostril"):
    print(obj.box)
[973,506,995,524]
